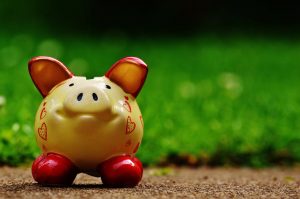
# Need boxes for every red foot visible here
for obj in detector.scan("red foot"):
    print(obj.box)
[32,153,78,185]
[98,155,143,187]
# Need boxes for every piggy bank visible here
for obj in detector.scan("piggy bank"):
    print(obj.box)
[28,56,148,187]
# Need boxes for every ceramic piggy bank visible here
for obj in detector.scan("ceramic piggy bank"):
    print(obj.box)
[28,56,148,187]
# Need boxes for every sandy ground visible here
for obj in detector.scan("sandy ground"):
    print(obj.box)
[0,167,299,199]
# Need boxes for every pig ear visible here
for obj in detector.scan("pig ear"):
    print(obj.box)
[28,56,73,97]
[105,57,148,97]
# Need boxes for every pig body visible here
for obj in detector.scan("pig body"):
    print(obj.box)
[35,76,143,171]
[29,56,148,187]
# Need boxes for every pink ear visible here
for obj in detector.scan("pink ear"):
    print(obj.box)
[105,57,148,97]
[28,56,73,97]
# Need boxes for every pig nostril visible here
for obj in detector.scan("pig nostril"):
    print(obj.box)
[92,93,98,101]
[77,93,83,101]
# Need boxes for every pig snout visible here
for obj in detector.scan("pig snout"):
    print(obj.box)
[63,85,112,115]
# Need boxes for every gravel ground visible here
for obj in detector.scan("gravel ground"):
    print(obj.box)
[0,167,299,199]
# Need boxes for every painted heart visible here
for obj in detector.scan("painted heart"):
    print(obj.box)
[133,142,140,153]
[40,107,47,120]
[126,116,136,134]
[38,123,47,141]
[125,139,132,147]
[139,115,144,127]
[123,101,131,112]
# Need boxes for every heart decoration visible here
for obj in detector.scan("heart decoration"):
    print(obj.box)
[139,115,144,127]
[40,107,47,120]
[133,142,140,153]
[126,116,136,134]
[38,123,47,141]
[125,139,132,147]
[123,101,131,112]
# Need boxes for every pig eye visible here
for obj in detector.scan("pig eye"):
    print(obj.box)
[105,85,111,89]
[69,83,74,87]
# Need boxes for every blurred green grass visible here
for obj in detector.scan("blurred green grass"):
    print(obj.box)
[0,32,299,167]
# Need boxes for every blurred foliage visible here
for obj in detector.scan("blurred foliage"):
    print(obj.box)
[0,31,300,167]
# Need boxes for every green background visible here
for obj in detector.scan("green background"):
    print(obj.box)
[0,1,300,167]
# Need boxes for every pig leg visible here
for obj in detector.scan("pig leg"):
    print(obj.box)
[98,155,143,187]
[32,153,78,185]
